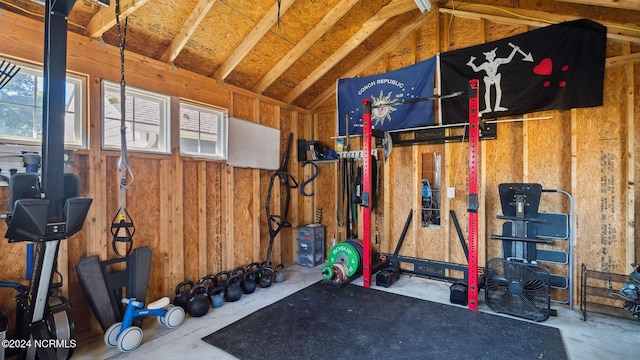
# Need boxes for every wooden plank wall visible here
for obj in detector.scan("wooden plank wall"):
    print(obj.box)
[315,14,639,308]
[0,8,637,338]
[0,11,311,336]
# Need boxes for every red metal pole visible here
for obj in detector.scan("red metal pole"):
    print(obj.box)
[467,79,480,310]
[362,98,372,288]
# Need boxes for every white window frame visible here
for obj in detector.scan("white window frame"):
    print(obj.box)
[0,59,87,149]
[102,80,170,154]
[179,100,227,161]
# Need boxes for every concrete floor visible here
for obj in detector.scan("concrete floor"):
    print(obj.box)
[73,264,638,360]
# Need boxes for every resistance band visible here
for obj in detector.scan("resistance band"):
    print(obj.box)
[265,133,298,267]
[300,161,319,196]
[110,0,136,258]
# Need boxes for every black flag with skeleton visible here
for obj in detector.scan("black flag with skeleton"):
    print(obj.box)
[439,19,606,124]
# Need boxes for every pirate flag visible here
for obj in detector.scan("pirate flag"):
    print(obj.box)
[337,56,436,135]
[439,19,607,124]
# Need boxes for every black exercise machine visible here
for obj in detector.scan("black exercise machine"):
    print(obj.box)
[2,1,93,359]
[485,183,572,322]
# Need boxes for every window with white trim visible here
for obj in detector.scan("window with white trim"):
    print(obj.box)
[179,101,227,160]
[0,60,86,148]
[102,81,170,153]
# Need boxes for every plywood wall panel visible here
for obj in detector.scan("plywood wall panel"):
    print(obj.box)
[415,19,439,61]
[233,167,256,267]
[206,163,225,274]
[262,102,281,266]
[386,36,415,70]
[575,66,628,274]
[388,146,416,258]
[483,122,524,260]
[182,160,200,280]
[635,61,640,265]
[280,107,297,265]
[314,111,338,252]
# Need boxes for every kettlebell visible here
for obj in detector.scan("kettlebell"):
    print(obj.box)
[246,262,260,283]
[225,275,243,302]
[241,270,257,294]
[246,262,260,273]
[258,267,275,288]
[232,266,245,279]
[215,271,230,292]
[198,275,217,308]
[210,286,225,308]
[274,264,286,283]
[173,280,194,310]
[187,284,210,317]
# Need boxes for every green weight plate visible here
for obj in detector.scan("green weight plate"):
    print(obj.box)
[321,265,334,280]
[328,242,360,277]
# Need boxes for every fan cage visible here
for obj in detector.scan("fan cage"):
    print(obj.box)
[485,258,551,322]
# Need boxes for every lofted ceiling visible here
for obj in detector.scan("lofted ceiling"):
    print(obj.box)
[1,0,638,110]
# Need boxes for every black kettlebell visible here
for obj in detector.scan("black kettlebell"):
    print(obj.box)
[258,267,275,288]
[215,271,230,292]
[174,280,194,310]
[246,262,260,281]
[241,270,257,294]
[225,275,243,302]
[198,275,217,308]
[187,284,210,317]
[232,266,245,279]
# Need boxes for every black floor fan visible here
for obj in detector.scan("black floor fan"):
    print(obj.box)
[485,258,551,322]
[486,183,553,322]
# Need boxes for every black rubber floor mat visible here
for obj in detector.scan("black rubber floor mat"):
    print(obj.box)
[202,281,567,360]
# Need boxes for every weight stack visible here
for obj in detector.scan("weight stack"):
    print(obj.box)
[297,224,325,267]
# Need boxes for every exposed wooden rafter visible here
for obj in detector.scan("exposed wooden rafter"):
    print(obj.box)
[554,0,640,11]
[283,0,419,104]
[85,0,150,38]
[439,2,640,44]
[160,0,218,64]
[309,10,437,110]
[606,52,640,67]
[212,0,296,81]
[251,0,362,94]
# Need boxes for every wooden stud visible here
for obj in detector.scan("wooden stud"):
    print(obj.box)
[624,42,635,269]
[198,161,208,276]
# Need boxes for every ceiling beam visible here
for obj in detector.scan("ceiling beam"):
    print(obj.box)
[213,0,296,81]
[85,0,150,39]
[439,4,640,44]
[308,10,436,110]
[250,0,362,94]
[606,52,640,67]
[554,0,640,11]
[283,0,418,104]
[160,0,217,64]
